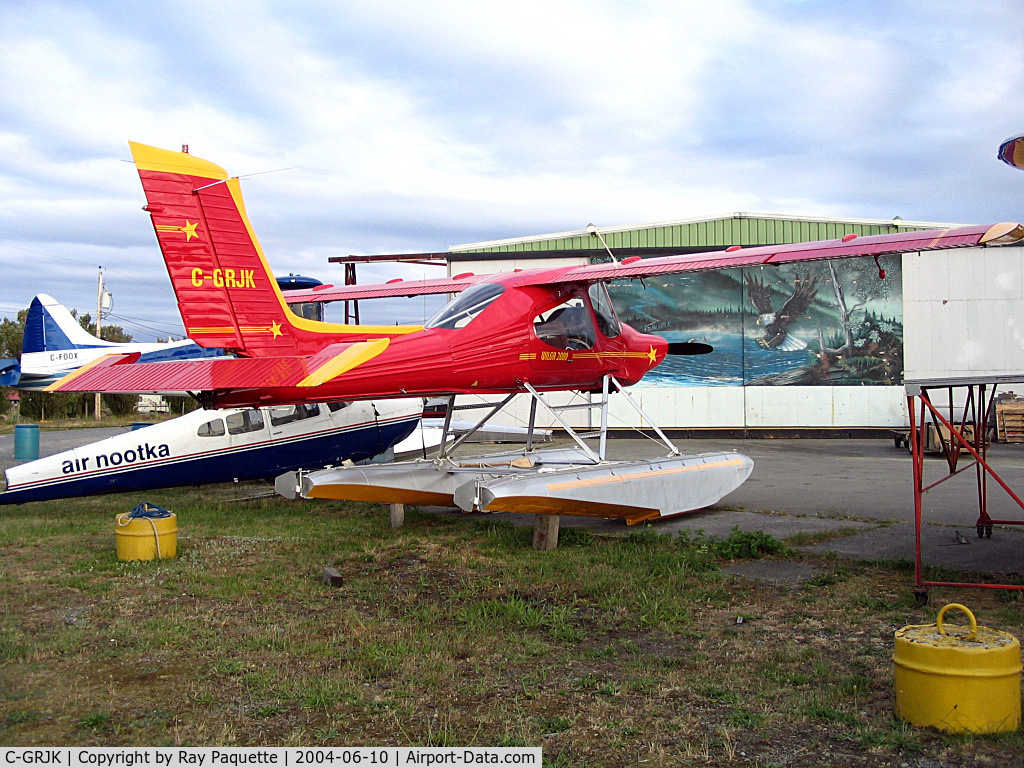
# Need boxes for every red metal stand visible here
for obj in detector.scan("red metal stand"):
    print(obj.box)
[907,376,1024,601]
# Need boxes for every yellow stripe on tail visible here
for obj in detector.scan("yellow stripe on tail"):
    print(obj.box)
[298,339,391,388]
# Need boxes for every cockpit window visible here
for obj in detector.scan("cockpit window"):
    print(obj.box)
[425,283,505,329]
[588,283,621,338]
[533,297,596,350]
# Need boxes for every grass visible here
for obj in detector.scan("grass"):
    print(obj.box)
[784,526,865,547]
[0,483,1021,767]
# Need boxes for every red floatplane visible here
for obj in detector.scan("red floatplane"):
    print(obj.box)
[47,143,1024,523]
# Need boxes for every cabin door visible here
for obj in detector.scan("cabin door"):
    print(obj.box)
[529,291,605,380]
[224,408,274,478]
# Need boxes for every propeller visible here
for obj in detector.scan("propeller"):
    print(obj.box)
[666,342,714,356]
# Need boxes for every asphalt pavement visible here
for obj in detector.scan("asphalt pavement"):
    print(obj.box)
[3,426,1024,579]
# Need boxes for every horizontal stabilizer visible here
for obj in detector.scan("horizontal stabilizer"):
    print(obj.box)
[0,359,20,387]
[44,345,375,395]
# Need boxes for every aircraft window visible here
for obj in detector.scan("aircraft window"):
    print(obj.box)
[197,418,226,437]
[226,409,266,435]
[533,297,596,351]
[269,403,322,427]
[588,283,621,338]
[425,283,505,329]
[326,401,351,412]
[297,403,321,419]
[270,406,298,427]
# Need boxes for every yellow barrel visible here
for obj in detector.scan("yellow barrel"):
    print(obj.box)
[894,603,1021,733]
[115,511,177,561]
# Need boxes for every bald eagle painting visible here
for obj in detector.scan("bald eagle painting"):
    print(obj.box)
[745,273,819,351]
[606,258,902,387]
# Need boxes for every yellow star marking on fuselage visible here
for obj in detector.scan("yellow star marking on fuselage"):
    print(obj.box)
[270,320,283,338]
[648,345,657,364]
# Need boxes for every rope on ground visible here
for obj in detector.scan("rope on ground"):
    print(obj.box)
[116,501,172,559]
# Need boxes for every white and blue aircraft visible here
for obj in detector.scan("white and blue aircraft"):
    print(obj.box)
[16,293,223,391]
[0,398,422,505]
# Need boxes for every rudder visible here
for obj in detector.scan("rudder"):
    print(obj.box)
[130,141,297,356]
[129,142,422,358]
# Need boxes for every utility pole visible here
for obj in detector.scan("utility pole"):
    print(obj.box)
[94,268,104,421]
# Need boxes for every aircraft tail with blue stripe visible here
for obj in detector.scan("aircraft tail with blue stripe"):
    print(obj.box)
[22,293,120,355]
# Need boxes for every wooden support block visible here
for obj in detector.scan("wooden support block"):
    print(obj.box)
[533,514,560,551]
[322,566,344,587]
[389,503,405,528]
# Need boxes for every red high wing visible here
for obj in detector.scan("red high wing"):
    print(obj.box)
[282,224,1024,307]
[283,272,488,304]
[551,223,1024,283]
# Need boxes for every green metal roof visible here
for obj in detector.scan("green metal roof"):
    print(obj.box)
[450,212,961,255]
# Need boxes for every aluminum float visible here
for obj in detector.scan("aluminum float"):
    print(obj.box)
[284,377,753,525]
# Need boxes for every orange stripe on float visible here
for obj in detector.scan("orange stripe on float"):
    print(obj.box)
[305,485,454,505]
[545,457,744,492]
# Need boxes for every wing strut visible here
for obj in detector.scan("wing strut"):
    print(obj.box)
[521,377,679,462]
[424,376,680,466]
[436,393,519,459]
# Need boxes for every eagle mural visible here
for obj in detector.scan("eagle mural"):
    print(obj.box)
[745,272,819,351]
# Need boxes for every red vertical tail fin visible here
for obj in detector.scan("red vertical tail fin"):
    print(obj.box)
[129,141,420,357]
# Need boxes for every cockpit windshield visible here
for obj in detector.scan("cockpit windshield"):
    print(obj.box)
[425,282,505,329]
[588,283,621,338]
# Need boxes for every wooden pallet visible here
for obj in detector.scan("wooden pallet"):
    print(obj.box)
[892,423,980,453]
[997,402,1024,443]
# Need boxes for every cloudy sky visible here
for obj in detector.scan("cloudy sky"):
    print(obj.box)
[1,0,1023,339]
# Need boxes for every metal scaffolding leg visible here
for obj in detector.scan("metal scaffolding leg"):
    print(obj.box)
[908,378,1024,600]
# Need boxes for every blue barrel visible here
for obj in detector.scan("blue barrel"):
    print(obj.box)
[13,424,39,460]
